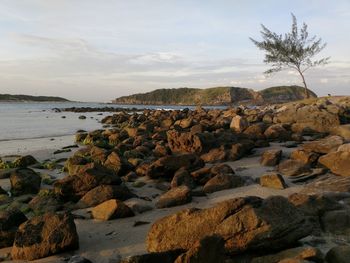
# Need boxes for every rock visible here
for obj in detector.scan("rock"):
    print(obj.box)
[167,130,216,154]
[243,123,266,140]
[91,199,135,220]
[28,190,63,214]
[278,160,310,177]
[76,185,133,208]
[302,135,344,154]
[146,154,204,179]
[326,245,350,263]
[321,209,350,234]
[301,174,350,195]
[54,163,122,201]
[0,186,7,195]
[67,255,93,263]
[0,209,27,248]
[174,235,225,263]
[200,147,227,163]
[10,168,41,196]
[175,118,193,129]
[79,115,86,119]
[230,115,249,133]
[11,212,79,261]
[13,155,38,168]
[203,174,244,194]
[171,168,194,189]
[332,124,350,140]
[292,105,340,133]
[125,199,153,214]
[251,246,323,263]
[147,196,312,254]
[318,150,350,176]
[156,186,192,209]
[121,250,183,263]
[290,149,319,165]
[260,149,282,166]
[264,124,290,141]
[260,173,287,190]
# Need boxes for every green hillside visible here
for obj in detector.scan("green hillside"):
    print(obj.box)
[0,94,69,102]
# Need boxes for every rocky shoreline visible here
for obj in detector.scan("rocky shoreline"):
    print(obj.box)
[1,97,350,262]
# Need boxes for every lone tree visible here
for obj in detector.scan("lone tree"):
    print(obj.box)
[250,14,330,98]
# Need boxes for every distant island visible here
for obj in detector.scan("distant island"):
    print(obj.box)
[112,85,317,106]
[0,94,69,102]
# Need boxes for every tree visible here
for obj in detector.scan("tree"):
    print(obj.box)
[250,14,330,98]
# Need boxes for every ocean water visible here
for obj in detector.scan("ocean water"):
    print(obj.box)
[0,102,227,141]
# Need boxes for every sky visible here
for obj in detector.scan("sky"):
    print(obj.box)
[0,0,349,102]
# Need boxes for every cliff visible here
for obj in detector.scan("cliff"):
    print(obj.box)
[112,85,317,106]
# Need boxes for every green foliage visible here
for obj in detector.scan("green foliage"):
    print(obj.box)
[250,14,329,97]
[0,94,68,102]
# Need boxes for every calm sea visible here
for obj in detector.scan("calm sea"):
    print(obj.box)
[0,102,226,141]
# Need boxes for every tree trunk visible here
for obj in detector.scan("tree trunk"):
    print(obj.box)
[299,71,309,99]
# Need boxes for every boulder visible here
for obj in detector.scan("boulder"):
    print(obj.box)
[147,196,312,254]
[0,209,27,248]
[321,209,350,234]
[203,174,244,194]
[260,149,282,166]
[13,155,38,168]
[91,199,134,220]
[11,212,79,261]
[290,149,319,165]
[28,191,63,214]
[278,160,310,177]
[146,154,204,179]
[318,150,350,176]
[326,245,350,263]
[200,147,227,163]
[171,168,194,189]
[76,184,133,208]
[301,135,344,154]
[10,168,41,196]
[301,174,350,195]
[230,115,249,133]
[264,124,290,141]
[251,246,323,263]
[332,124,350,140]
[174,235,225,263]
[54,164,121,201]
[260,173,287,190]
[156,186,192,209]
[121,250,183,263]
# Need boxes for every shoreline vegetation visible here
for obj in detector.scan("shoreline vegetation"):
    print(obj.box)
[1,96,350,262]
[0,94,69,102]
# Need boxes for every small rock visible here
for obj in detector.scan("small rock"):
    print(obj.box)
[260,172,287,190]
[260,149,282,166]
[92,199,135,220]
[156,186,192,209]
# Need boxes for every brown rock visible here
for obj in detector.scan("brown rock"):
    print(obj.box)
[326,245,350,263]
[301,174,350,195]
[230,115,249,133]
[11,212,79,261]
[156,186,192,208]
[290,149,319,165]
[203,174,244,193]
[260,173,287,190]
[321,209,350,234]
[200,147,227,163]
[171,168,194,189]
[251,246,323,263]
[260,149,282,166]
[0,209,27,248]
[264,124,290,141]
[174,235,225,263]
[121,250,183,263]
[10,168,41,196]
[278,159,310,177]
[77,184,133,208]
[147,196,312,254]
[92,199,134,220]
[302,135,344,154]
[319,150,350,176]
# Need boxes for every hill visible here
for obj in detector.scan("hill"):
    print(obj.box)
[0,94,69,102]
[112,85,317,106]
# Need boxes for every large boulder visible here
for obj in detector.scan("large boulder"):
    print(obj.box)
[91,199,134,220]
[167,130,216,154]
[260,149,282,166]
[230,115,249,133]
[146,154,204,179]
[11,212,79,261]
[156,186,192,209]
[54,164,121,201]
[76,184,133,208]
[301,135,344,154]
[147,196,312,254]
[203,174,244,194]
[10,168,41,196]
[319,150,350,176]
[0,209,27,248]
[326,245,350,263]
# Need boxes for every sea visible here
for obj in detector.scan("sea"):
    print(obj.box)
[0,102,226,141]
